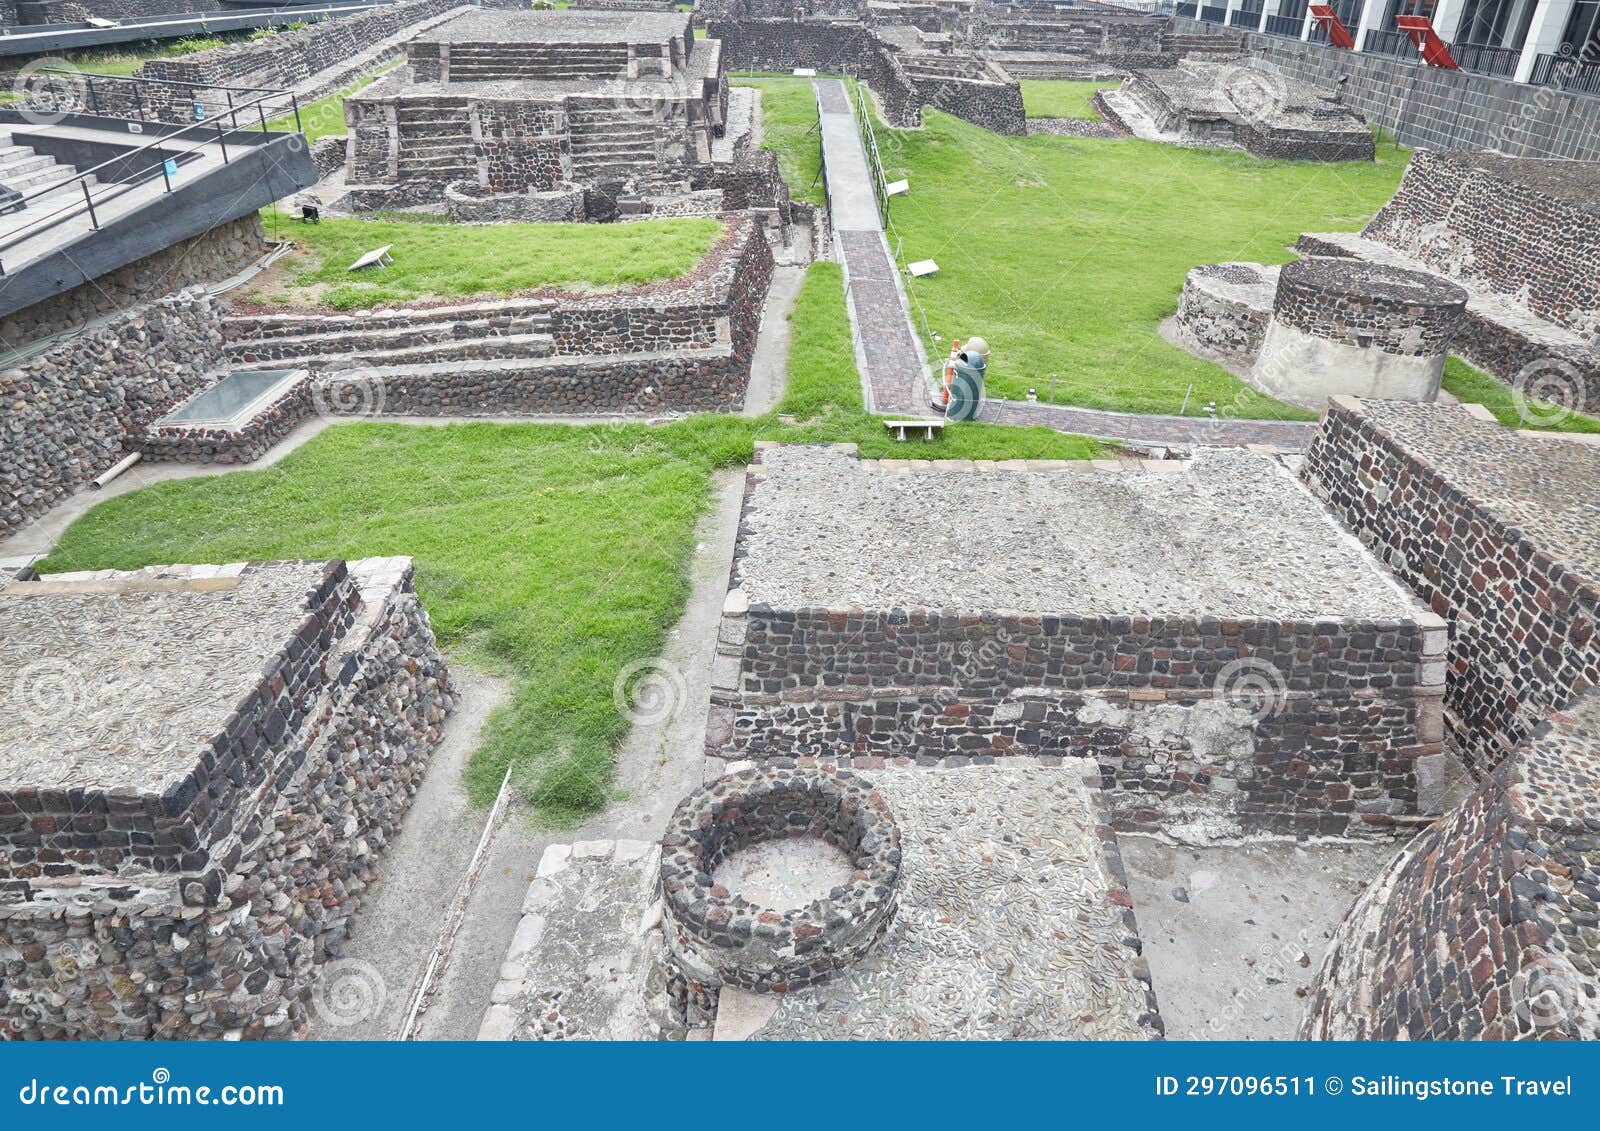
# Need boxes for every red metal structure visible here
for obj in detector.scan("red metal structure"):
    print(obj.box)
[1308,4,1356,48]
[1394,15,1461,68]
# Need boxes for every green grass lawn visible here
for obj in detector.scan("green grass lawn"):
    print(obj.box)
[878,109,1418,418]
[267,60,402,142]
[734,76,828,207]
[249,211,725,310]
[1019,79,1117,120]
[1440,357,1600,433]
[39,259,1098,822]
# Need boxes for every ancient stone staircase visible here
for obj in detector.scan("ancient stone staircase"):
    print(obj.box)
[394,97,477,183]
[566,101,660,183]
[445,43,632,83]
[224,300,559,373]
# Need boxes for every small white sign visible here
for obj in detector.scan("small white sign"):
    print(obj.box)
[885,179,909,197]
[907,259,939,278]
[348,244,395,271]
[793,68,817,77]
[127,122,144,134]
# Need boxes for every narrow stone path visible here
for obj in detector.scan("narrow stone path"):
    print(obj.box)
[814,79,932,416]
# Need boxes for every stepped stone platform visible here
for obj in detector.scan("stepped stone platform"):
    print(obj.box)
[479,766,1163,1041]
[0,557,454,1040]
[1297,150,1600,414]
[709,444,1446,841]
[344,9,729,210]
[223,211,774,417]
[1099,61,1374,162]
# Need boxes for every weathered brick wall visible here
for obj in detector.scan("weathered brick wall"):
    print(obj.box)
[0,559,455,1040]
[1304,688,1600,1041]
[910,71,1025,136]
[1174,16,1600,161]
[1362,150,1600,340]
[1301,398,1600,779]
[474,101,567,193]
[0,289,228,541]
[137,0,462,89]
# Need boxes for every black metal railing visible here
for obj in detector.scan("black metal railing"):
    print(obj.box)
[1451,41,1522,78]
[1264,12,1304,37]
[0,74,301,271]
[1199,5,1228,23]
[1363,28,1414,58]
[1229,8,1265,30]
[1529,52,1600,94]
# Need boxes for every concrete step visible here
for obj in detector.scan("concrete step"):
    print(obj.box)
[5,166,86,193]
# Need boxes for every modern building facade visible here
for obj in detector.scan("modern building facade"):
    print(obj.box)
[1174,0,1599,87]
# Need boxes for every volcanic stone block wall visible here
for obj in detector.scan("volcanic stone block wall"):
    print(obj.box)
[13,0,219,22]
[473,101,568,194]
[1301,398,1600,779]
[705,19,925,129]
[1173,17,1600,160]
[711,449,1448,840]
[1361,150,1600,349]
[136,376,314,466]
[137,0,462,89]
[0,289,226,541]
[1304,688,1600,1041]
[906,67,1026,136]
[0,559,455,1040]
[1174,262,1277,365]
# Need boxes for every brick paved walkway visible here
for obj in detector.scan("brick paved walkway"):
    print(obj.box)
[815,79,932,416]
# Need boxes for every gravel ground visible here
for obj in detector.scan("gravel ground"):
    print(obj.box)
[738,446,1420,619]
[754,766,1159,1040]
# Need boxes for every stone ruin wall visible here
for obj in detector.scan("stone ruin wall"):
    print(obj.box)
[0,559,455,1039]
[1301,399,1600,780]
[1359,151,1600,389]
[1304,688,1600,1041]
[11,0,220,24]
[708,451,1448,841]
[0,289,227,541]
[137,0,464,92]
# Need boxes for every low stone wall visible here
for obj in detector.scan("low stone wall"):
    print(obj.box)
[0,558,455,1040]
[1173,261,1277,365]
[445,179,585,223]
[1304,688,1600,1040]
[0,290,226,540]
[1301,398,1600,779]
[1174,16,1600,161]
[709,19,923,128]
[311,135,348,181]
[137,0,462,91]
[908,68,1026,136]
[0,214,264,346]
[13,0,219,22]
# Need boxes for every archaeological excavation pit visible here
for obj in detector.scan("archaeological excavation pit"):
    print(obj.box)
[659,768,902,993]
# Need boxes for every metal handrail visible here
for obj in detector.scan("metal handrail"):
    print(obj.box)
[0,85,301,267]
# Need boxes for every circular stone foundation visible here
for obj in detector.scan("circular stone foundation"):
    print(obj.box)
[1250,257,1468,409]
[444,179,585,224]
[659,768,901,993]
[1174,261,1279,364]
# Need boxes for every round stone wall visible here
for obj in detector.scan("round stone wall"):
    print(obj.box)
[659,767,901,993]
[444,180,586,224]
[1251,258,1468,409]
[1174,261,1279,365]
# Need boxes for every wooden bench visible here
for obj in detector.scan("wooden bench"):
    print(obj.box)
[883,418,945,442]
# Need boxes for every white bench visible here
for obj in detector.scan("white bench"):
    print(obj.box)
[884,418,945,442]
